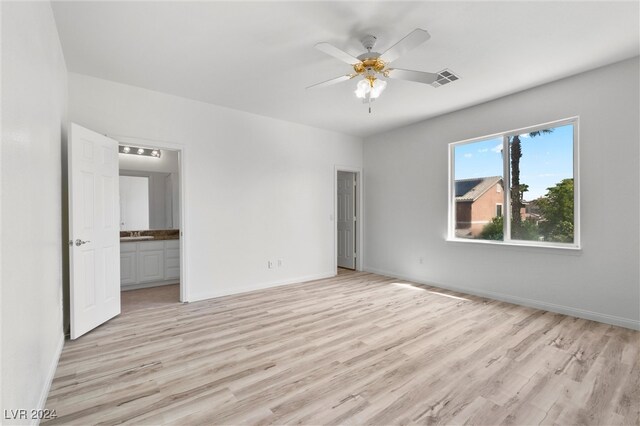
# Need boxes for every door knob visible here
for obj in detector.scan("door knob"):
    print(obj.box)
[75,239,91,246]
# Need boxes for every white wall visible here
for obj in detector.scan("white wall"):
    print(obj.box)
[68,73,363,301]
[1,1,67,421]
[364,58,640,329]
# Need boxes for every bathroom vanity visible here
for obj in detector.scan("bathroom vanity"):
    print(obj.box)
[120,237,180,290]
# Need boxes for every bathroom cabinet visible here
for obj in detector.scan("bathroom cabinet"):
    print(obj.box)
[120,239,180,290]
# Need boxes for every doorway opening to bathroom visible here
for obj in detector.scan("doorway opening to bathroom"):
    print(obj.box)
[118,143,184,312]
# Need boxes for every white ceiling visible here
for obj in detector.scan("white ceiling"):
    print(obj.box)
[52,1,639,137]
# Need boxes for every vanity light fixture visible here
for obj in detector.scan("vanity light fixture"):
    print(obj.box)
[118,145,162,158]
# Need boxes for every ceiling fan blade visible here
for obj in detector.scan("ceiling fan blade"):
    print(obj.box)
[306,74,355,89]
[386,68,438,85]
[314,42,361,65]
[379,29,431,64]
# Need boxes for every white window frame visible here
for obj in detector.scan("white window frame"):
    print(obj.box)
[496,203,503,217]
[447,117,580,250]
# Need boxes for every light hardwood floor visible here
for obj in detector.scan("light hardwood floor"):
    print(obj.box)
[45,271,639,425]
[120,284,180,314]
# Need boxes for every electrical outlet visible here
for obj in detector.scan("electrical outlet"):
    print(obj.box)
[277,259,283,267]
[268,260,274,269]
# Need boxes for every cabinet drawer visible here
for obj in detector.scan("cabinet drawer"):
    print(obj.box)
[137,240,165,251]
[165,248,180,259]
[120,242,137,253]
[165,239,180,249]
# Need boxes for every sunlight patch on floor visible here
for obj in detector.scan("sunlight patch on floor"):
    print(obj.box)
[392,282,470,301]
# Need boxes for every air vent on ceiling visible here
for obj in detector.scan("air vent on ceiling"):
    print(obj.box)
[431,69,460,88]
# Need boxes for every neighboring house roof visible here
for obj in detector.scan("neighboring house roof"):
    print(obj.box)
[455,176,502,202]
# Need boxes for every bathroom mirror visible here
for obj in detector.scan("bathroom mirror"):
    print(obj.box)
[119,176,150,231]
[119,171,177,231]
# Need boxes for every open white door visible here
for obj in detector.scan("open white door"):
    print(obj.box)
[69,124,120,339]
[337,171,356,269]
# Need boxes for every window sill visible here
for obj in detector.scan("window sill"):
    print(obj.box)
[445,237,582,253]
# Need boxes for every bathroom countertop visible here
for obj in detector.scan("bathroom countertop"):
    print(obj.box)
[120,229,180,242]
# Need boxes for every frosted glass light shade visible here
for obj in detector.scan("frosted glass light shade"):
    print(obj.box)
[354,79,370,99]
[370,79,387,99]
[354,78,387,100]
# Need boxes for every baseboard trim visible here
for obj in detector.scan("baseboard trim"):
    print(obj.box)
[121,280,179,291]
[188,271,336,303]
[363,266,640,331]
[34,332,65,425]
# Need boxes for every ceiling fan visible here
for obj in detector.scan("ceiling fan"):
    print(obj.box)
[308,29,458,112]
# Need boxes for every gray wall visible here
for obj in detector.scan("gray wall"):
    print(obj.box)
[1,1,68,419]
[363,57,640,329]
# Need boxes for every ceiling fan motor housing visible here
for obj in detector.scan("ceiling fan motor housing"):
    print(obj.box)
[353,58,386,75]
[361,34,377,51]
[355,34,385,77]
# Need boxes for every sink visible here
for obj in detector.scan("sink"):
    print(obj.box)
[121,236,155,241]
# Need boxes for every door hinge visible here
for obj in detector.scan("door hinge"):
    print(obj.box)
[353,180,357,187]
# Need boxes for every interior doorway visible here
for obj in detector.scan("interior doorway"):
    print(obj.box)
[66,124,188,339]
[337,171,356,270]
[117,141,186,304]
[335,166,362,273]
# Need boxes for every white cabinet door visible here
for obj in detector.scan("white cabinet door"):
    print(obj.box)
[165,264,180,280]
[121,240,180,286]
[120,251,137,285]
[164,239,180,280]
[138,249,165,283]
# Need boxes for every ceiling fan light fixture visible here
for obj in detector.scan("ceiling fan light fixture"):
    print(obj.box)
[370,79,387,99]
[310,29,452,111]
[354,79,371,99]
[354,77,387,100]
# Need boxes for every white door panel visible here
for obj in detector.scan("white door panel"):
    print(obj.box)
[337,171,356,269]
[69,123,120,339]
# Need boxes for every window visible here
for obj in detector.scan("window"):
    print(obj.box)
[452,137,503,240]
[449,118,579,248]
